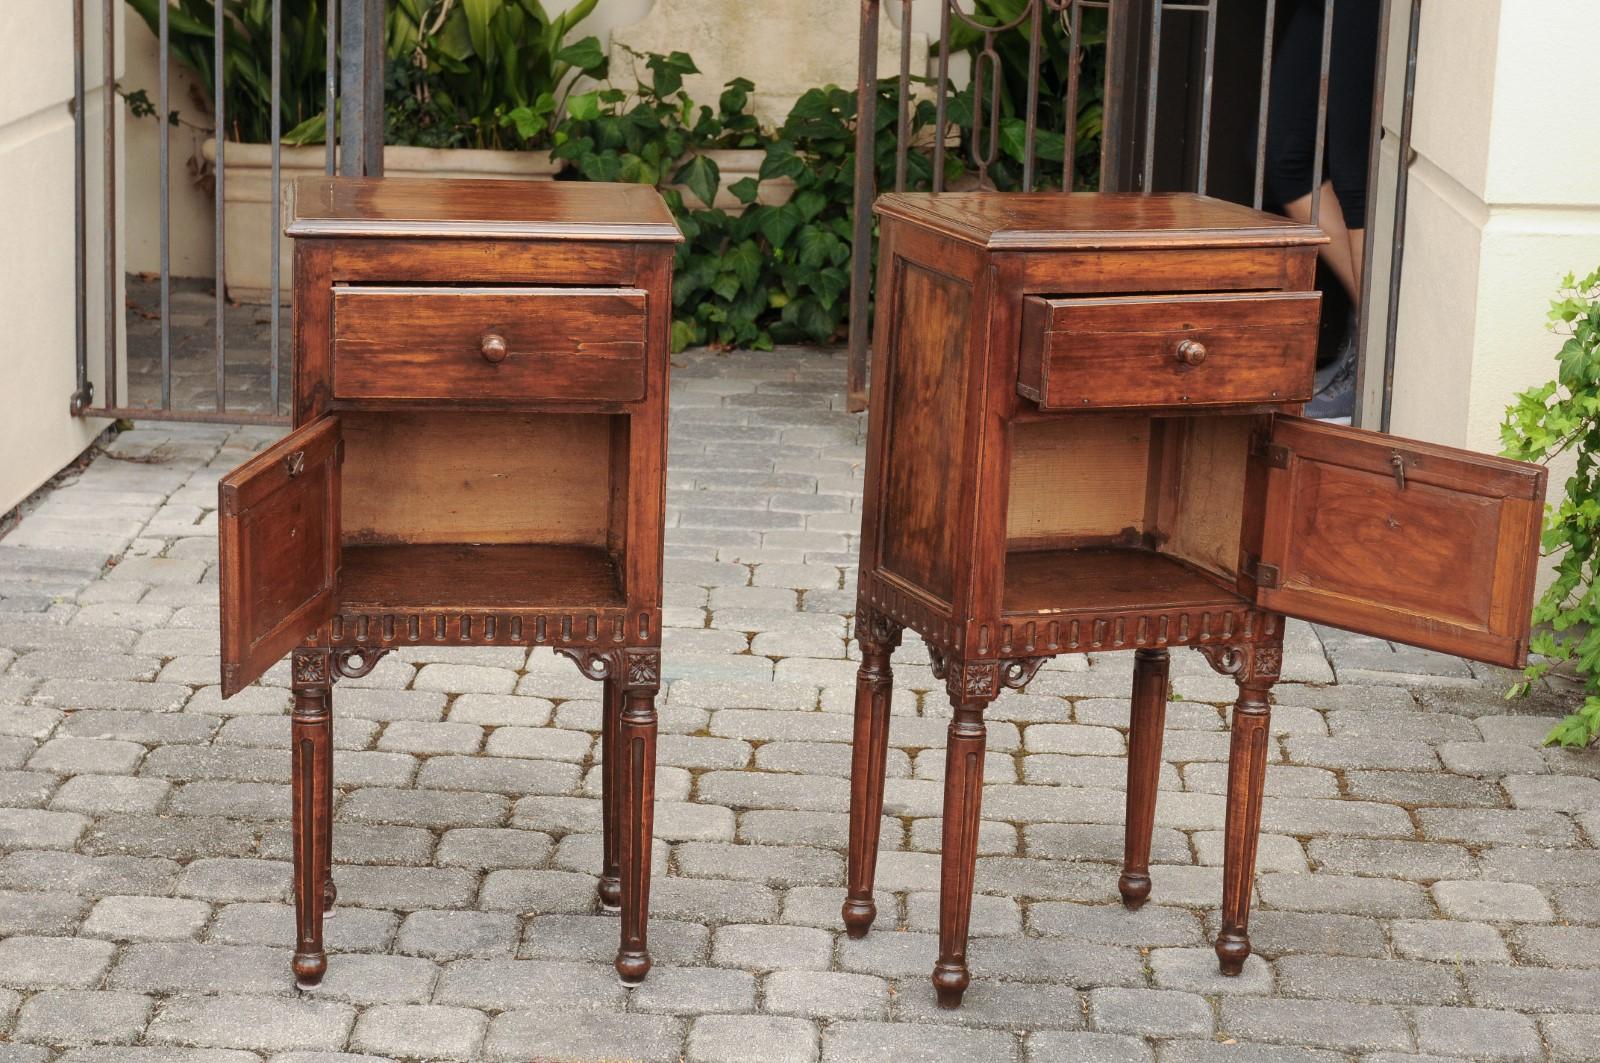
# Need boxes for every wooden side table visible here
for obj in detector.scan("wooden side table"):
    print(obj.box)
[216,177,680,988]
[843,192,1548,1007]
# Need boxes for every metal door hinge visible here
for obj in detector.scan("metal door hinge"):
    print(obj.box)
[1261,443,1290,469]
[1255,563,1281,589]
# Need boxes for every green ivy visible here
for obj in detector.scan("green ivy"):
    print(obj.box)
[1501,267,1600,748]
[555,53,943,351]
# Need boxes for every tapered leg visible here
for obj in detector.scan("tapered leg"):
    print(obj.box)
[933,695,989,1008]
[1120,647,1170,907]
[842,620,900,939]
[1217,675,1273,974]
[290,649,333,988]
[598,675,623,911]
[615,685,658,986]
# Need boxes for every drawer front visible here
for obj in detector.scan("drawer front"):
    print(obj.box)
[331,286,648,403]
[1018,290,1320,410]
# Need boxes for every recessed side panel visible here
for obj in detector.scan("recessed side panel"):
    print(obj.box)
[1007,417,1151,551]
[1258,416,1547,669]
[219,416,341,696]
[1162,415,1252,582]
[878,262,971,605]
[340,411,611,547]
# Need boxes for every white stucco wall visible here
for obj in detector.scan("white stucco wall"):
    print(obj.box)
[1364,0,1600,456]
[0,0,120,515]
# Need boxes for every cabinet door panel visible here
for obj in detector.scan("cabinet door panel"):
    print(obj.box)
[219,416,341,695]
[1258,416,1545,668]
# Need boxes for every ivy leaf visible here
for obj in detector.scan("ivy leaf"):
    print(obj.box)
[567,90,602,121]
[759,201,804,249]
[556,36,607,75]
[760,141,808,181]
[796,226,842,269]
[646,50,698,96]
[669,319,700,353]
[673,154,721,209]
[726,240,763,290]
[795,189,828,221]
[720,77,754,117]
[728,176,761,205]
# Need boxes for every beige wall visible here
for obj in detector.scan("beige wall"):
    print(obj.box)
[1362,0,1600,456]
[0,0,121,515]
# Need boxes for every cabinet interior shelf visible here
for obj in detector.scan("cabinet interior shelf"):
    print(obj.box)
[338,542,625,612]
[1003,546,1243,617]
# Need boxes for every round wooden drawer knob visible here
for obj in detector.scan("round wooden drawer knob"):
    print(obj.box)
[480,333,509,363]
[1175,339,1207,366]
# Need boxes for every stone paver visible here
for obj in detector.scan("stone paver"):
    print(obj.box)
[0,347,1589,1061]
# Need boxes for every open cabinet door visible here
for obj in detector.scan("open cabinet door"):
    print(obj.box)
[219,416,341,696]
[1256,416,1546,669]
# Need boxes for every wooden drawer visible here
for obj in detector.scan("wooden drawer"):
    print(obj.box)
[1017,290,1320,410]
[331,286,648,403]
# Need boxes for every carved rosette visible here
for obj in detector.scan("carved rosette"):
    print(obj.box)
[554,646,662,691]
[1197,641,1283,687]
[941,656,1048,701]
[623,648,661,691]
[955,660,1000,701]
[291,649,330,689]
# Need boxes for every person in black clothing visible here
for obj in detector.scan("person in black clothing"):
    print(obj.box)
[1265,0,1380,418]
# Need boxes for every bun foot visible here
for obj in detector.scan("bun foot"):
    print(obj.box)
[931,963,969,1009]
[1215,932,1250,976]
[1117,872,1151,909]
[842,897,876,939]
[616,950,652,987]
[292,951,326,989]
[598,876,622,911]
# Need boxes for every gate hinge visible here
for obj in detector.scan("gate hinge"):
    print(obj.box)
[68,381,94,416]
[1255,562,1281,590]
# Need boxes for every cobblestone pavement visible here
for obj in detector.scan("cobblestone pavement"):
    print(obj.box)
[123,276,290,415]
[1,346,1596,1063]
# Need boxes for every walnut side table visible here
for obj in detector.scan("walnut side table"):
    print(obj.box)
[217,177,680,988]
[843,192,1548,1007]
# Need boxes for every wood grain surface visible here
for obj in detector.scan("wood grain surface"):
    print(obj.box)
[331,287,648,404]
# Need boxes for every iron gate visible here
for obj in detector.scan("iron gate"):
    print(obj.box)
[72,0,1420,429]
[847,0,1422,428]
[69,0,385,427]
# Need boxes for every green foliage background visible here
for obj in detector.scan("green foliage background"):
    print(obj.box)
[1502,268,1600,748]
[126,1,1105,352]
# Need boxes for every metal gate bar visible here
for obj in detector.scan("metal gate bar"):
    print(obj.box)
[846,0,1422,428]
[70,0,378,427]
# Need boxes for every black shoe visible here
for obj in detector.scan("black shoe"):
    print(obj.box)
[1304,325,1357,421]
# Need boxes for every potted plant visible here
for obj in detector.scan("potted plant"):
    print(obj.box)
[127,0,604,302]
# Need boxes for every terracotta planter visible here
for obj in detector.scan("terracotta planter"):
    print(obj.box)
[202,140,561,303]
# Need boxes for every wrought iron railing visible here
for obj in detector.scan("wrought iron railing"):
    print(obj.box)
[69,0,384,426]
[847,0,1422,430]
[72,1,1420,431]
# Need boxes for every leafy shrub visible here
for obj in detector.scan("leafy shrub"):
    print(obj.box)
[126,0,604,148]
[947,0,1107,190]
[125,0,333,144]
[1501,267,1600,748]
[554,52,942,351]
